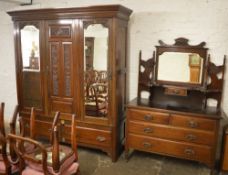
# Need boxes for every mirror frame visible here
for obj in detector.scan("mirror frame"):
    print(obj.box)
[82,19,111,121]
[155,38,208,88]
[18,21,44,112]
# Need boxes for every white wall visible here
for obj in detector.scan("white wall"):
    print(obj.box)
[0,1,18,122]
[1,0,228,120]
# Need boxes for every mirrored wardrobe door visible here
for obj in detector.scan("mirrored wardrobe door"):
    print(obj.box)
[83,20,110,119]
[19,22,43,110]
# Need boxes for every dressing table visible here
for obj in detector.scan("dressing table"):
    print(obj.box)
[125,38,226,170]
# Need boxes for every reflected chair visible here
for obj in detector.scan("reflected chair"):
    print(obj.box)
[97,71,107,84]
[85,84,108,117]
[8,114,79,175]
[0,103,19,175]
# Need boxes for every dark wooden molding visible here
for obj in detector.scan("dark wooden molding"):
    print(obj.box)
[205,56,226,110]
[158,37,206,48]
[137,51,155,99]
[83,19,109,29]
[19,21,40,30]
[7,5,133,21]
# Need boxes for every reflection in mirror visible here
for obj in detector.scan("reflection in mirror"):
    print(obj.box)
[20,25,42,108]
[84,23,109,118]
[157,52,203,84]
[21,25,40,71]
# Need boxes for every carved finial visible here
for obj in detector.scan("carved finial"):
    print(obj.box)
[158,37,206,48]
[139,50,142,61]
[174,38,189,46]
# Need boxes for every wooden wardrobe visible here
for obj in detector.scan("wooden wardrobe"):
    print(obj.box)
[8,5,132,161]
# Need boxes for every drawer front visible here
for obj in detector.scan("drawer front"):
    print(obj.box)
[128,108,169,124]
[128,121,215,145]
[170,114,216,131]
[77,127,111,147]
[222,134,228,170]
[128,134,212,164]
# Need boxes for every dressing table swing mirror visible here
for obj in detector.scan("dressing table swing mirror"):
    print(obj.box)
[125,38,226,172]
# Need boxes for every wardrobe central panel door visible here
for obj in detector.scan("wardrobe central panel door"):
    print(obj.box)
[47,20,75,117]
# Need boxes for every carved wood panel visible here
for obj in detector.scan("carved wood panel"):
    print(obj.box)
[49,25,71,38]
[205,57,226,109]
[63,43,73,97]
[137,51,155,99]
[50,42,60,96]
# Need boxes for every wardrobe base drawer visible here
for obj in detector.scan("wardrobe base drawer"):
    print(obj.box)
[128,134,212,165]
[77,127,111,147]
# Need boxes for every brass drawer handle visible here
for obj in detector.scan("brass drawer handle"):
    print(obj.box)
[173,89,180,95]
[142,142,152,148]
[25,123,29,128]
[184,148,195,155]
[185,134,197,141]
[96,136,106,142]
[143,127,153,133]
[61,137,66,142]
[188,120,198,128]
[144,114,153,121]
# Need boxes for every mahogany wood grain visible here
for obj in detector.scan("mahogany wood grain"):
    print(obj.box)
[77,127,111,147]
[126,38,225,173]
[8,5,132,162]
[127,108,169,124]
[128,120,215,146]
[221,125,228,172]
[125,103,221,170]
[170,114,216,131]
[128,133,212,166]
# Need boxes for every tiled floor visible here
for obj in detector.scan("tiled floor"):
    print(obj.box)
[78,148,211,175]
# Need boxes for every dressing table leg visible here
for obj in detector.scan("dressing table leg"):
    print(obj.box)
[125,148,129,161]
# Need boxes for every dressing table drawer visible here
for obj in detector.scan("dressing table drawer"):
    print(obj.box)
[128,121,215,145]
[170,114,216,131]
[127,108,169,124]
[128,134,212,165]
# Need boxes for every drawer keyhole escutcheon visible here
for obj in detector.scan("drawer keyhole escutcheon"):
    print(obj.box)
[185,134,197,141]
[188,120,198,128]
[25,123,29,128]
[143,142,152,148]
[144,127,153,133]
[144,114,153,121]
[184,148,195,155]
[96,136,106,142]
